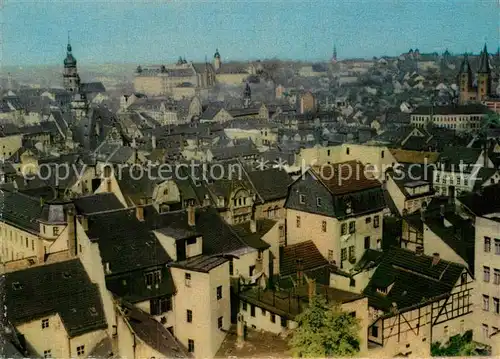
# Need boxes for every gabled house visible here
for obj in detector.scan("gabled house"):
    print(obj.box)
[285,161,386,270]
[364,248,473,358]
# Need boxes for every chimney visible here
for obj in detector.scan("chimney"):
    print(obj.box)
[77,215,88,231]
[151,135,157,149]
[308,278,316,301]
[420,208,425,222]
[296,258,304,285]
[432,252,440,266]
[250,219,257,233]
[66,207,77,257]
[236,313,245,343]
[136,199,145,222]
[187,205,195,227]
[440,204,445,218]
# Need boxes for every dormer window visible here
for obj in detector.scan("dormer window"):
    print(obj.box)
[53,227,59,237]
[345,199,352,214]
[299,194,306,204]
[145,270,161,287]
[316,197,322,207]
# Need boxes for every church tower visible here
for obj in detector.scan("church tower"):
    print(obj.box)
[63,35,80,93]
[477,44,491,100]
[331,44,337,63]
[243,82,251,108]
[214,48,221,71]
[458,53,473,104]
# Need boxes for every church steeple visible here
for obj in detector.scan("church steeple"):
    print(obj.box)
[478,43,490,73]
[213,48,221,71]
[332,44,337,63]
[63,32,80,93]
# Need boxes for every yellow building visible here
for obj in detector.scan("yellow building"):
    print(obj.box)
[4,259,109,358]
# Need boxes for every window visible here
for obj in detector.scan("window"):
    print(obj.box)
[348,246,355,261]
[188,339,195,353]
[371,325,379,338]
[349,278,356,287]
[250,305,255,317]
[242,302,247,311]
[327,150,331,156]
[42,318,49,329]
[495,239,500,255]
[494,269,500,285]
[44,350,52,358]
[494,297,499,314]
[484,266,490,282]
[381,150,384,158]
[328,250,333,262]
[77,345,85,356]
[365,217,371,224]
[341,248,347,261]
[217,285,222,300]
[444,326,449,336]
[341,223,347,235]
[186,310,193,323]
[299,194,306,204]
[316,197,322,207]
[485,237,491,252]
[229,260,234,276]
[280,316,287,328]
[145,270,161,286]
[261,308,266,315]
[483,295,489,311]
[296,216,301,228]
[270,313,276,323]
[374,215,380,228]
[150,296,172,315]
[321,221,327,232]
[349,221,355,234]
[461,272,467,285]
[218,316,223,329]
[346,147,350,155]
[249,265,255,276]
[25,238,28,248]
[185,272,191,286]
[53,227,59,236]
[186,237,197,245]
[364,236,370,249]
[482,324,488,339]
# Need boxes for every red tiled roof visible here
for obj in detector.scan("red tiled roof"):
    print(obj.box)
[280,241,328,276]
[311,160,381,195]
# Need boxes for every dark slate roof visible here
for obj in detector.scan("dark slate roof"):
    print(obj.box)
[86,208,171,274]
[363,248,466,312]
[0,190,42,233]
[81,82,106,94]
[459,183,500,216]
[280,241,329,277]
[211,143,259,160]
[424,211,475,270]
[411,104,489,115]
[230,219,275,250]
[437,146,482,171]
[171,254,228,273]
[106,266,175,303]
[0,123,21,137]
[246,168,293,202]
[117,300,190,358]
[5,259,107,337]
[73,193,125,215]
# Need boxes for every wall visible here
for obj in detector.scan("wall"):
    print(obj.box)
[0,134,23,160]
[422,225,468,268]
[473,216,500,346]
[134,76,163,96]
[116,310,136,359]
[239,300,297,334]
[69,329,108,358]
[171,261,230,359]
[0,222,38,263]
[17,314,70,358]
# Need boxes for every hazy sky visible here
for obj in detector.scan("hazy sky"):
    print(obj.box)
[2,0,499,66]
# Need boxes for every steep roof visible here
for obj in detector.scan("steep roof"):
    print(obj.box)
[311,160,381,195]
[458,183,500,216]
[73,192,125,215]
[363,248,466,312]
[0,190,43,233]
[246,168,293,202]
[280,240,329,277]
[5,259,107,337]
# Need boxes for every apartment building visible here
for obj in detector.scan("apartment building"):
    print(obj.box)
[459,185,500,348]
[285,161,386,270]
[4,259,109,358]
[410,104,489,131]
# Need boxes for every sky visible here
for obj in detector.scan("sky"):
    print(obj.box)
[1,0,499,67]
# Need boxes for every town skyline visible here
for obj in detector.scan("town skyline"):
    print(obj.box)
[2,0,498,67]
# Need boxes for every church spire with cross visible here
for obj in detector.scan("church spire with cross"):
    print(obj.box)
[63,31,80,93]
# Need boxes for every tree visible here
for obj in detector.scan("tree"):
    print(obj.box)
[431,330,485,357]
[289,295,360,357]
